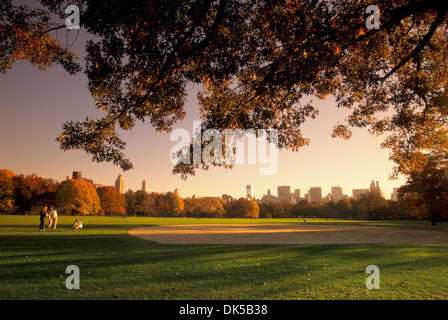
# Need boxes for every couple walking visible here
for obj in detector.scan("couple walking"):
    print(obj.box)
[39,205,63,231]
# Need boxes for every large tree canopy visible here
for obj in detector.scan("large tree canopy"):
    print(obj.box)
[2,0,448,179]
[398,155,448,225]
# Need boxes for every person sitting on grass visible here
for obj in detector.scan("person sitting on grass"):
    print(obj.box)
[72,219,83,231]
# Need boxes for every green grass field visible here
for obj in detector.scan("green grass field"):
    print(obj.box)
[0,215,447,300]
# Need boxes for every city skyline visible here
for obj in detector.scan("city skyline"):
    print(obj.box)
[0,30,406,201]
[61,170,396,202]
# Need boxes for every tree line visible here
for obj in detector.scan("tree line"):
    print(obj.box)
[125,192,259,219]
[1,168,447,224]
[259,194,407,221]
[0,169,259,218]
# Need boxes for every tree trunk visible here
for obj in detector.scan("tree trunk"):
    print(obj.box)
[430,205,440,226]
[431,213,440,226]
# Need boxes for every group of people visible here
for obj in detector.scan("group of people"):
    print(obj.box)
[39,206,83,231]
[39,205,61,231]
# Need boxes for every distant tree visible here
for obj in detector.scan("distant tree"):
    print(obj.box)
[153,193,170,217]
[326,200,336,213]
[276,202,294,218]
[182,197,225,218]
[97,186,126,216]
[182,197,197,218]
[384,200,404,220]
[56,179,100,215]
[13,174,60,214]
[398,156,448,225]
[247,200,260,219]
[258,202,272,219]
[165,192,184,216]
[313,201,333,218]
[202,197,226,218]
[397,192,426,220]
[231,198,260,218]
[358,192,388,220]
[83,178,97,188]
[335,199,352,219]
[348,199,363,219]
[134,190,157,217]
[293,200,313,219]
[124,189,137,216]
[0,169,17,214]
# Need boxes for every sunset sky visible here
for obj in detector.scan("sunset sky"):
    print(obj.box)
[0,29,406,200]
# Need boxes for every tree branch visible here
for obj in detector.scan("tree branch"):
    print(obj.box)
[381,10,446,81]
[37,24,66,37]
[102,0,229,129]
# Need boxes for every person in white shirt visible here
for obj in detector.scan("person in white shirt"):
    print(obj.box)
[47,206,64,230]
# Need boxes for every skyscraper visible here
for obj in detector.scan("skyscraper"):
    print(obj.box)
[246,184,253,200]
[115,175,124,194]
[260,189,278,203]
[293,189,301,202]
[309,187,322,202]
[142,180,147,192]
[370,180,381,194]
[391,188,399,201]
[278,186,292,203]
[353,189,369,199]
[331,186,343,201]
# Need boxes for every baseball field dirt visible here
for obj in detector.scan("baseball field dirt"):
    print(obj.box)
[128,224,448,244]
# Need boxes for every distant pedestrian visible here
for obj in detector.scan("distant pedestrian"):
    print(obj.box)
[39,206,48,231]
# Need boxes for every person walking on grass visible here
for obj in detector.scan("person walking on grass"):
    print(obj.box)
[39,206,48,231]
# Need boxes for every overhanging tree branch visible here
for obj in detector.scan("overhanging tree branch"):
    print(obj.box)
[381,10,446,81]
[102,0,229,129]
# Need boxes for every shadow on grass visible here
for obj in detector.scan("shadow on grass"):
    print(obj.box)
[1,225,448,299]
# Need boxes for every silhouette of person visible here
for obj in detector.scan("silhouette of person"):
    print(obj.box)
[39,206,47,231]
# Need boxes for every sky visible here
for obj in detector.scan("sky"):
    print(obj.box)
[0,27,406,200]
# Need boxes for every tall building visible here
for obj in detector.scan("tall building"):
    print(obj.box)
[72,171,82,179]
[391,188,400,201]
[330,186,344,201]
[142,180,147,192]
[261,189,278,203]
[246,184,253,200]
[278,186,292,203]
[370,180,381,194]
[309,187,322,202]
[353,189,369,199]
[293,189,301,202]
[115,175,124,194]
[174,188,180,196]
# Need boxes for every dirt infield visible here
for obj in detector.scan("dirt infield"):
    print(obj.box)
[128,224,448,245]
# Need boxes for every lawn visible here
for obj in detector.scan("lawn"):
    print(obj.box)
[0,215,447,300]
